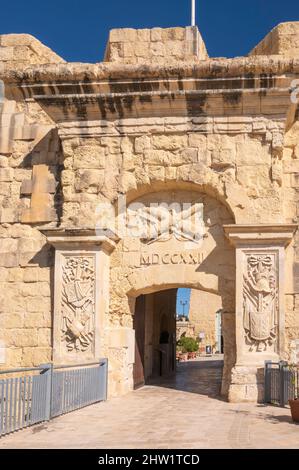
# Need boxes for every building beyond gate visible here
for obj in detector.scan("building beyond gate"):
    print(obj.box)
[1,22,299,402]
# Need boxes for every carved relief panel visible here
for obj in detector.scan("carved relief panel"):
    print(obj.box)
[61,255,96,355]
[52,248,101,363]
[243,253,278,352]
[46,231,116,365]
[224,224,297,366]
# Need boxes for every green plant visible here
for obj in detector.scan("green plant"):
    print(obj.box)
[177,336,199,353]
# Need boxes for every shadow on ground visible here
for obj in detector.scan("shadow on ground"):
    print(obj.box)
[146,358,225,400]
[262,413,298,425]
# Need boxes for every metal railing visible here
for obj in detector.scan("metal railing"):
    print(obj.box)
[51,361,108,418]
[0,365,51,436]
[264,361,299,407]
[0,359,108,437]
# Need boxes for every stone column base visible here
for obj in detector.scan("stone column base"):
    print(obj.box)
[228,365,265,403]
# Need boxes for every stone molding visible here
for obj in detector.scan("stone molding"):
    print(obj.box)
[14,76,296,123]
[43,228,119,253]
[56,116,286,139]
[223,224,297,247]
[2,56,299,84]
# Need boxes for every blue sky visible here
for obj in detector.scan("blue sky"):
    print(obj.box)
[176,288,191,317]
[0,1,298,62]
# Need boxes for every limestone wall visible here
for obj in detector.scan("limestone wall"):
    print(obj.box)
[0,35,62,367]
[176,319,195,340]
[250,22,299,57]
[104,26,208,64]
[0,95,62,368]
[0,224,52,367]
[60,121,285,229]
[0,34,64,69]
[282,120,299,357]
[189,290,222,350]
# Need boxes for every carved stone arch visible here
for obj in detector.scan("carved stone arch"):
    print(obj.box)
[123,179,238,222]
[109,185,237,397]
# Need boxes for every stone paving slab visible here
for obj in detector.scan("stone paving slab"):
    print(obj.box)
[0,359,298,449]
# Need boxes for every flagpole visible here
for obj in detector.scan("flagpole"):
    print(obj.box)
[191,0,196,26]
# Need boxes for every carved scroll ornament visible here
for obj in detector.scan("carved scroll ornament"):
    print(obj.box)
[61,256,95,353]
[243,254,278,352]
[127,202,205,245]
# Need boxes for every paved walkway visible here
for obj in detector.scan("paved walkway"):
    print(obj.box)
[0,358,298,449]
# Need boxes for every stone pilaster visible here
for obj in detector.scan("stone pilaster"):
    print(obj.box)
[43,229,117,364]
[224,224,297,402]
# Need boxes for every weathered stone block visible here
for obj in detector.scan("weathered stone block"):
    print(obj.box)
[25,311,51,328]
[119,171,137,192]
[61,170,74,186]
[135,136,151,154]
[0,46,13,60]
[188,133,207,148]
[101,137,120,153]
[0,252,18,267]
[5,347,23,367]
[152,135,187,151]
[8,329,38,347]
[148,166,165,181]
[7,267,23,282]
[37,328,52,347]
[75,169,105,192]
[0,312,24,329]
[0,168,13,182]
[0,238,18,253]
[73,146,106,169]
[0,156,8,168]
[23,267,38,283]
[249,21,299,57]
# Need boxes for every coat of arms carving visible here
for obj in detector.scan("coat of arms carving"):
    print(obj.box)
[61,256,95,353]
[243,254,278,352]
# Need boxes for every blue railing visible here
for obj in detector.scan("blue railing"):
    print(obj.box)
[264,361,298,407]
[0,359,108,437]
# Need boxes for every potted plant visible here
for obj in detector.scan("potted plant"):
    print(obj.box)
[177,337,199,360]
[180,350,188,361]
[289,364,299,422]
[176,345,183,362]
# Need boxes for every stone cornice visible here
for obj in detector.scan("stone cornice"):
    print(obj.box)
[6,75,297,123]
[3,57,298,123]
[42,228,119,253]
[2,57,299,83]
[223,224,298,246]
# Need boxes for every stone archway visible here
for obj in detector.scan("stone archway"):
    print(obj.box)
[108,188,236,398]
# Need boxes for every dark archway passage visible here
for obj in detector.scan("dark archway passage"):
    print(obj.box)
[133,288,224,396]
[133,295,146,389]
[133,289,177,388]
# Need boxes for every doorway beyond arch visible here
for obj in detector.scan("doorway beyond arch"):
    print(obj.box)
[132,287,228,399]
